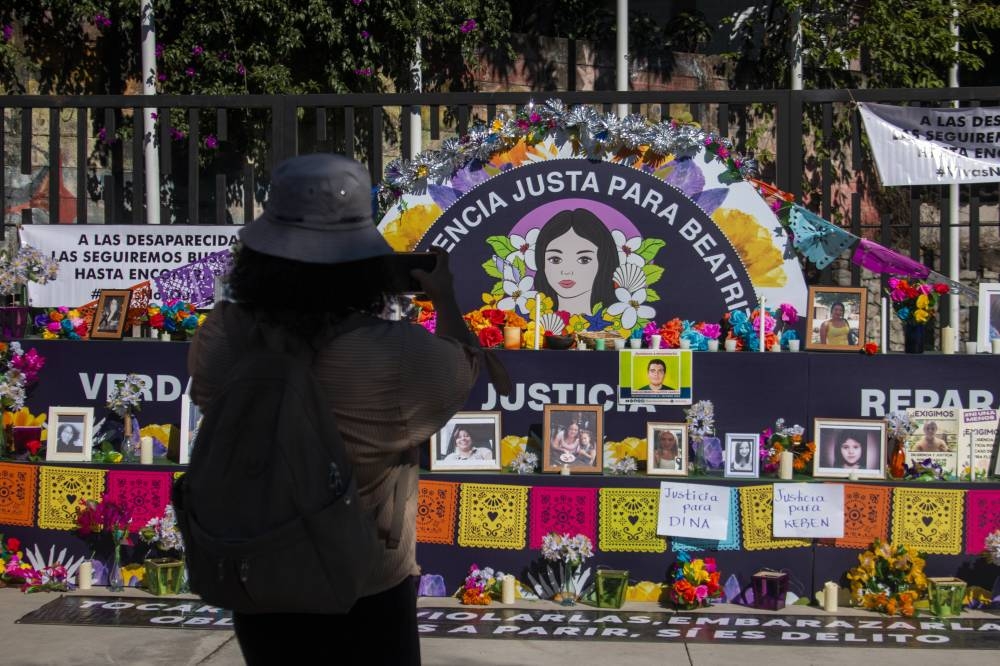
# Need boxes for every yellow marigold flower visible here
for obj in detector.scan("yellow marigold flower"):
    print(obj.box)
[711,208,788,287]
[524,322,542,349]
[505,311,528,328]
[381,203,442,252]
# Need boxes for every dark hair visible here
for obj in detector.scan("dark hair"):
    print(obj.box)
[447,427,473,455]
[226,245,395,337]
[832,429,869,468]
[58,423,79,444]
[830,301,846,317]
[647,358,666,372]
[532,209,617,310]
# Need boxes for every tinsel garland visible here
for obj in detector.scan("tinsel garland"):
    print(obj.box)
[377,98,757,215]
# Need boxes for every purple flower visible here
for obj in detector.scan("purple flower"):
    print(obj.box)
[154,43,164,58]
[192,45,204,56]
[204,135,218,149]
[353,67,373,77]
[236,63,246,76]
[185,66,196,77]
[150,112,158,120]
[351,0,363,5]
[97,127,108,143]
[157,73,167,82]
[170,128,186,141]
[360,30,370,39]
[94,14,112,28]
[2,25,13,42]
[460,19,477,34]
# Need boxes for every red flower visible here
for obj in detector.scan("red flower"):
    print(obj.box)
[933,283,949,295]
[6,537,20,552]
[481,309,506,326]
[863,342,878,355]
[25,439,41,455]
[478,326,503,348]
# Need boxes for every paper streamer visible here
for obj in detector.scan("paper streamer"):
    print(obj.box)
[738,485,811,551]
[671,487,741,552]
[37,466,106,531]
[152,250,234,307]
[457,483,528,550]
[598,488,667,553]
[819,483,891,549]
[105,471,173,532]
[964,490,1000,555]
[788,205,858,270]
[0,462,38,527]
[529,486,598,550]
[891,487,965,555]
[416,480,458,545]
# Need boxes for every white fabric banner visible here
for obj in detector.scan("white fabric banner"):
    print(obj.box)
[858,102,1000,186]
[19,225,239,307]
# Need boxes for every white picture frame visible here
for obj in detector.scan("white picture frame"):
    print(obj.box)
[430,412,502,472]
[976,283,1000,353]
[724,433,760,478]
[45,406,94,462]
[179,378,201,465]
[646,422,689,476]
[812,418,886,480]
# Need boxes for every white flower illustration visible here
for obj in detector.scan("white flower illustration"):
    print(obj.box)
[497,263,536,312]
[606,286,655,329]
[508,228,540,271]
[611,229,645,267]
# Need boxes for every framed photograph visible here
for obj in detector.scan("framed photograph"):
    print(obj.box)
[542,405,603,474]
[179,378,202,465]
[429,412,502,472]
[976,283,1000,353]
[812,418,886,479]
[646,422,688,476]
[45,406,94,462]
[804,286,866,352]
[90,289,132,339]
[724,433,760,478]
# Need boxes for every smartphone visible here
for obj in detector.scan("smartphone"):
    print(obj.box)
[386,252,437,293]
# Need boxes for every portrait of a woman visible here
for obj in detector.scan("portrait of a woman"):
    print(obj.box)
[441,426,494,463]
[731,440,754,471]
[830,429,870,470]
[652,429,681,470]
[551,420,582,462]
[532,208,618,315]
[819,301,851,346]
[56,423,82,453]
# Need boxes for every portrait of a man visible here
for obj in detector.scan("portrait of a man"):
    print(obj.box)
[638,358,668,391]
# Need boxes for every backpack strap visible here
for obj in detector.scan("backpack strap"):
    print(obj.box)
[386,447,419,550]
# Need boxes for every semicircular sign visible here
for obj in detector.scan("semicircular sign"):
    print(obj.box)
[379,137,806,333]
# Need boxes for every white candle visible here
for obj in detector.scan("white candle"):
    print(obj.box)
[788,339,800,352]
[650,334,661,349]
[770,343,781,353]
[707,339,719,352]
[941,326,955,355]
[501,574,516,604]
[77,561,93,590]
[149,329,159,340]
[993,338,1000,355]
[724,338,738,352]
[140,436,154,465]
[534,294,541,350]
[758,295,766,352]
[823,581,839,612]
[778,451,794,479]
[131,324,142,338]
[561,463,571,476]
[881,296,888,354]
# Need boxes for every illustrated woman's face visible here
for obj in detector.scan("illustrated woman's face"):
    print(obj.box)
[832,303,845,319]
[543,229,599,301]
[841,437,863,465]
[454,429,472,451]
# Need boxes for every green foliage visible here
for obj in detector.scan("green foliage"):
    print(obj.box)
[0,0,512,94]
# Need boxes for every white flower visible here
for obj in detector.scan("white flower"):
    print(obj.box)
[508,228,540,271]
[611,229,645,267]
[497,263,536,312]
[612,263,647,293]
[106,374,148,416]
[509,451,538,474]
[606,286,655,329]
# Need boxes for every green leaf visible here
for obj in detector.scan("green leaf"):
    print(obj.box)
[482,257,502,279]
[642,264,664,285]
[486,235,516,259]
[511,255,527,279]
[645,287,660,303]
[636,238,665,262]
[491,282,505,297]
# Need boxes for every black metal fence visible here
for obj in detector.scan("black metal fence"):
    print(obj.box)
[3,88,1000,283]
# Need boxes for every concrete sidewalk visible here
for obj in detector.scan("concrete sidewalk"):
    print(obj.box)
[0,587,996,665]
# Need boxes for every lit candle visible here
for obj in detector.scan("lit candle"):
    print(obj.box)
[140,436,154,465]
[758,294,766,353]
[534,293,542,350]
[503,326,522,350]
[881,296,888,354]
[778,451,794,480]
[77,561,93,590]
[501,574,516,604]
[823,581,839,612]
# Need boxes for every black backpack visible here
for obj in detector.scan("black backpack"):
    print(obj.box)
[173,306,398,614]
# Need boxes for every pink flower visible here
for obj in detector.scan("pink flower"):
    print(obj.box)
[779,303,797,323]
[236,63,246,76]
[192,45,204,56]
[695,584,708,601]
[157,73,167,82]
[460,19,477,33]
[2,25,13,42]
[887,277,900,289]
[185,67,196,77]
[204,135,219,149]
[360,30,370,39]
[529,112,541,123]
[94,14,112,28]
[770,199,782,213]
[170,128,186,141]
[717,146,729,159]
[155,43,164,58]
